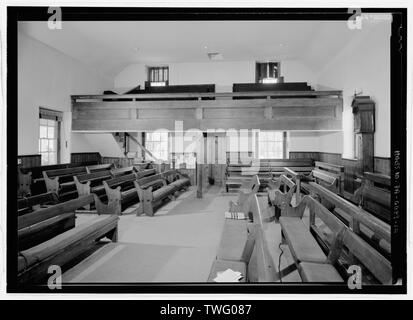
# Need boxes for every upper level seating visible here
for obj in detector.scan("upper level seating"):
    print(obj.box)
[232,82,314,100]
[140,82,216,101]
[355,172,391,223]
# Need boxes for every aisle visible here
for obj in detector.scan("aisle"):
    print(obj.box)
[63,186,237,283]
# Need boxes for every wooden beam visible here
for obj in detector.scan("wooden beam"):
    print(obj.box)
[72,90,343,101]
[73,118,343,131]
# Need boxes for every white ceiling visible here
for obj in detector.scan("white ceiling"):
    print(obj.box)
[19,20,383,78]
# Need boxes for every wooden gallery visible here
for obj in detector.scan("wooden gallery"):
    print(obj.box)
[15,19,395,286]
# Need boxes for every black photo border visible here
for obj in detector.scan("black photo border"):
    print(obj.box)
[6,6,407,294]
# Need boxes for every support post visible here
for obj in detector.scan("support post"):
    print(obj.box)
[197,163,203,198]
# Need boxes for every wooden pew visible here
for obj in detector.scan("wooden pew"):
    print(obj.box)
[216,176,261,262]
[18,192,59,216]
[354,172,391,223]
[267,174,296,219]
[110,166,135,177]
[279,195,392,284]
[279,195,345,282]
[311,161,344,194]
[133,162,153,171]
[18,201,119,284]
[135,168,157,179]
[17,194,118,251]
[62,170,113,197]
[19,161,100,196]
[225,159,312,193]
[281,198,392,284]
[18,169,32,198]
[42,166,88,201]
[283,166,313,202]
[305,182,391,259]
[208,194,276,282]
[134,170,191,216]
[228,175,260,216]
[76,173,140,213]
[86,163,114,173]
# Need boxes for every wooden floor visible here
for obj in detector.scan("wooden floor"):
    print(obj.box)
[63,185,302,283]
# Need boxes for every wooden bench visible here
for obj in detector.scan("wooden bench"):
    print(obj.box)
[304,182,391,259]
[19,161,99,196]
[311,161,344,194]
[225,159,312,193]
[354,172,391,223]
[76,173,141,213]
[217,177,261,262]
[228,175,260,216]
[283,166,313,202]
[135,168,157,179]
[267,174,296,219]
[86,163,114,173]
[63,170,113,196]
[18,169,32,198]
[278,195,347,283]
[17,194,118,251]
[280,194,392,284]
[133,162,153,171]
[18,192,59,216]
[135,170,191,216]
[43,166,88,201]
[208,194,276,282]
[18,209,119,284]
[110,166,135,177]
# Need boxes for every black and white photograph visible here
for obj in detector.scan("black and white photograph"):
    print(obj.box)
[2,3,409,298]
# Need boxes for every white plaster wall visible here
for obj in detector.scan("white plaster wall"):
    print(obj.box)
[315,20,391,157]
[18,30,113,162]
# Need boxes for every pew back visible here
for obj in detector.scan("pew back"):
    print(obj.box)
[312,161,344,194]
[307,182,391,258]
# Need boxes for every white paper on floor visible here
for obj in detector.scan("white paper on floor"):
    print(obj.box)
[224,211,246,220]
[213,269,244,282]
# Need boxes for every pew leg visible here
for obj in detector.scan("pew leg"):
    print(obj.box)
[107,227,118,242]
[275,263,298,281]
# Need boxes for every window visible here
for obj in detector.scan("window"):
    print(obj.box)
[39,108,62,165]
[256,62,280,83]
[172,153,196,169]
[145,131,169,161]
[39,118,59,165]
[258,131,286,159]
[148,66,169,86]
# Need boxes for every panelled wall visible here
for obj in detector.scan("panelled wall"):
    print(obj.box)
[290,151,391,194]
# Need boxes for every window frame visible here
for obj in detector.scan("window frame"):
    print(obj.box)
[145,131,169,161]
[257,130,287,159]
[147,66,169,86]
[39,117,61,165]
[255,61,281,83]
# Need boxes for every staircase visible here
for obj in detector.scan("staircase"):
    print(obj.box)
[112,132,154,162]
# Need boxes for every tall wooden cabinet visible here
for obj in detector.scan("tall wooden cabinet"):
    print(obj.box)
[352,95,375,173]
